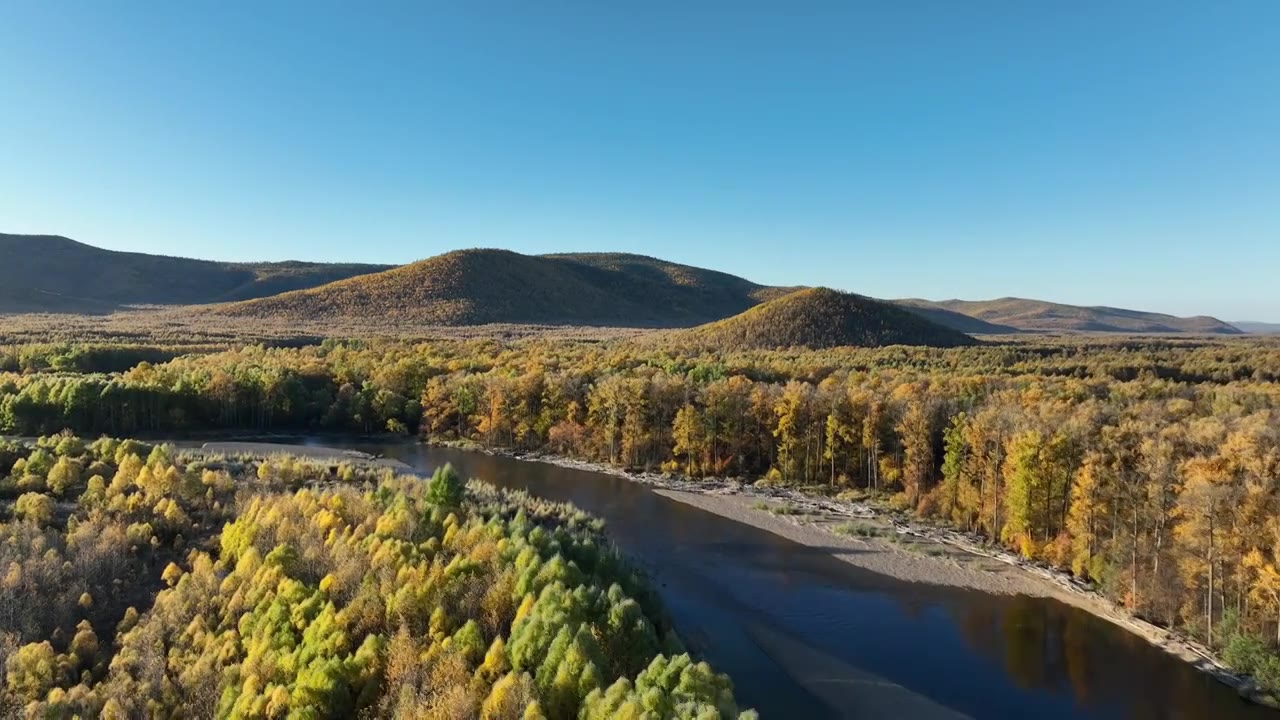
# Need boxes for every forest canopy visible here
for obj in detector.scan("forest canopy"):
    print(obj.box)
[2,334,1280,695]
[0,435,753,718]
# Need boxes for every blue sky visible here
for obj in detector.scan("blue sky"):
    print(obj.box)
[2,3,1277,320]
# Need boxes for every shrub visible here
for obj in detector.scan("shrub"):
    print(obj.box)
[835,521,887,538]
[14,492,55,524]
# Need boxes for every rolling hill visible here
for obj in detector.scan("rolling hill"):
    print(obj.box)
[896,297,1242,335]
[207,249,785,327]
[677,287,977,350]
[893,300,1020,335]
[0,234,390,313]
[3,233,1251,339]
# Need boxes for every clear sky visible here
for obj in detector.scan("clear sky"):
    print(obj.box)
[2,3,1277,320]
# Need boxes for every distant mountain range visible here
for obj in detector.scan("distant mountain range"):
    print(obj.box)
[0,233,389,313]
[894,297,1243,335]
[1,233,1266,344]
[1232,321,1280,335]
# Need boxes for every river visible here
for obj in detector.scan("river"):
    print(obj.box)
[261,439,1274,719]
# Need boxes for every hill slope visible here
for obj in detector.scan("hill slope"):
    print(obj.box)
[0,234,390,313]
[677,288,976,349]
[208,249,781,327]
[899,297,1241,335]
[545,252,791,304]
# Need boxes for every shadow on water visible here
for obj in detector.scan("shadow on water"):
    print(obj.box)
[313,439,1274,719]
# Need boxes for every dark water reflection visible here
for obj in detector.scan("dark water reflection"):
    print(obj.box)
[316,440,1271,719]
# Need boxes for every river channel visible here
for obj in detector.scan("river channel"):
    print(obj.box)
[271,439,1274,719]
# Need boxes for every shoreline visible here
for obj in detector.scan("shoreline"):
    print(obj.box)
[464,444,1275,708]
[193,440,415,472]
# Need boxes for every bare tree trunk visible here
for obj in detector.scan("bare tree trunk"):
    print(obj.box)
[1153,526,1164,593]
[1132,502,1140,611]
[1207,513,1215,647]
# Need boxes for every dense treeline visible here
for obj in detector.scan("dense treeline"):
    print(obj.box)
[3,338,1278,438]
[0,344,194,374]
[0,435,750,717]
[3,336,1280,687]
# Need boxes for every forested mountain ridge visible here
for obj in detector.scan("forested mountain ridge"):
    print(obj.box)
[0,234,391,313]
[206,248,787,328]
[897,297,1242,335]
[678,287,977,349]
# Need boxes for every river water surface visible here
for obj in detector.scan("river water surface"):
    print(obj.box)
[288,439,1272,719]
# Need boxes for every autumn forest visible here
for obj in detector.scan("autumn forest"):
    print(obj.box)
[3,334,1280,706]
[0,431,751,717]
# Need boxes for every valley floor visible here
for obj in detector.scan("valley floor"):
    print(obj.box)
[0,307,664,345]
